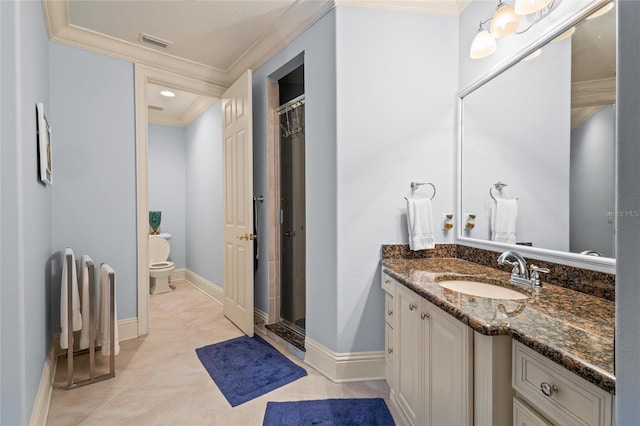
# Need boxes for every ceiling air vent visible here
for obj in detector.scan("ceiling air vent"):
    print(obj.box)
[139,33,172,49]
[148,105,164,111]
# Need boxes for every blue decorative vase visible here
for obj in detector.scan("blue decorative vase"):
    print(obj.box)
[149,211,161,235]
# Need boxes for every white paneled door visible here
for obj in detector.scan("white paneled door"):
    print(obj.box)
[222,69,254,337]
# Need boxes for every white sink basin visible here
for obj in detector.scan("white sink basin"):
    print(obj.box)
[438,280,528,300]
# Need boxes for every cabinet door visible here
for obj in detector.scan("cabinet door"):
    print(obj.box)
[385,323,395,389]
[427,302,472,426]
[395,285,424,425]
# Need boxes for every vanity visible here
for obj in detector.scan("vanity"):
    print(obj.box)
[380,248,615,425]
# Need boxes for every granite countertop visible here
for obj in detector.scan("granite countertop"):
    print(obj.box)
[380,257,615,394]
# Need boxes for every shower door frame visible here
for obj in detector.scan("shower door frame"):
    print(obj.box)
[276,95,306,334]
[266,84,307,332]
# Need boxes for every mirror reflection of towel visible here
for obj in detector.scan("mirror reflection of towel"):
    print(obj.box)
[491,199,518,244]
[407,198,435,251]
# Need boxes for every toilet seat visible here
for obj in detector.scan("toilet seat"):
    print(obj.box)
[150,261,174,270]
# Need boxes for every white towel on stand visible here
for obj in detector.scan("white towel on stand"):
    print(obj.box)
[407,198,435,251]
[60,248,82,350]
[79,255,93,350]
[491,199,518,244]
[98,264,119,356]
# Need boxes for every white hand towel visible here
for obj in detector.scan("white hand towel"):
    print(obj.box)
[60,248,82,350]
[97,264,119,356]
[491,199,518,244]
[79,255,93,350]
[407,198,435,251]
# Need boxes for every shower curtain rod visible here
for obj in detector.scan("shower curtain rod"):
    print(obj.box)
[277,94,305,115]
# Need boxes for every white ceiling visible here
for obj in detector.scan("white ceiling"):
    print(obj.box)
[44,0,468,125]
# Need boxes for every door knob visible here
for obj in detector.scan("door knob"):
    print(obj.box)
[237,233,255,241]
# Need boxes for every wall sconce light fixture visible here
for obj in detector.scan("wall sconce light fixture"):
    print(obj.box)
[469,0,556,59]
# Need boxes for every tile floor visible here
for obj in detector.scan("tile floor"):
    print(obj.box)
[46,280,395,425]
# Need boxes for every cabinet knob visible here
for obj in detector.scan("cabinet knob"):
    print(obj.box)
[421,312,430,319]
[409,303,417,311]
[540,382,559,397]
[388,309,393,316]
[388,348,393,354]
[385,279,390,284]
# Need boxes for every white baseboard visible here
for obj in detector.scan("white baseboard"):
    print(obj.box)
[29,343,57,426]
[304,337,385,383]
[117,317,139,342]
[52,317,139,355]
[171,268,186,281]
[185,270,223,305]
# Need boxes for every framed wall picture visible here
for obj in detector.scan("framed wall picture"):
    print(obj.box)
[36,102,52,185]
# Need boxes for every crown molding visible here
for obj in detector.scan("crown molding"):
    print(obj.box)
[572,77,616,109]
[42,0,334,88]
[334,0,470,15]
[226,0,335,83]
[42,0,230,87]
[149,95,218,128]
[180,96,219,127]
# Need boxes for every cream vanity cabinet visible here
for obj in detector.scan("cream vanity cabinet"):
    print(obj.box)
[382,270,472,425]
[512,341,614,426]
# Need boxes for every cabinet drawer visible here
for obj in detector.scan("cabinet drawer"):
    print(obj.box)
[514,397,553,426]
[381,271,396,295]
[384,293,394,327]
[512,341,613,426]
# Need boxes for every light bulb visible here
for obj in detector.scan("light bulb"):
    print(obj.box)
[490,2,521,38]
[514,0,551,15]
[470,28,497,59]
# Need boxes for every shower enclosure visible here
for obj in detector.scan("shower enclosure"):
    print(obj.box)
[278,96,305,333]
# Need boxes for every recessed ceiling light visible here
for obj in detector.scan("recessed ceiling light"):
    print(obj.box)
[160,90,176,98]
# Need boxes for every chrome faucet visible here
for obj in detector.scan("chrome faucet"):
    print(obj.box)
[497,250,549,287]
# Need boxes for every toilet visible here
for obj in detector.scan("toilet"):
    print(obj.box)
[149,235,175,294]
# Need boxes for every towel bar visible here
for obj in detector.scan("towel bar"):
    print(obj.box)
[63,252,115,389]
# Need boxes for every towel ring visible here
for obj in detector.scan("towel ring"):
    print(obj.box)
[405,181,436,200]
[489,181,518,201]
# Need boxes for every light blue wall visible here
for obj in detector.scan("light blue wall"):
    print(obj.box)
[49,43,137,328]
[253,10,338,349]
[0,1,51,424]
[185,103,224,286]
[570,105,615,257]
[335,7,458,352]
[616,1,640,422]
[148,123,186,269]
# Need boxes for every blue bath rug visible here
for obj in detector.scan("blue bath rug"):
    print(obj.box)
[262,398,395,425]
[195,335,307,407]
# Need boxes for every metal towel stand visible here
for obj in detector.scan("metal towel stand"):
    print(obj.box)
[64,253,115,389]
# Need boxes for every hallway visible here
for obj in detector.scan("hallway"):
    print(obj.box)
[46,281,391,425]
